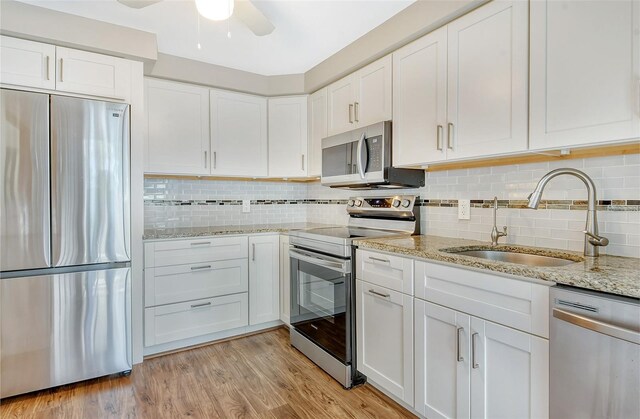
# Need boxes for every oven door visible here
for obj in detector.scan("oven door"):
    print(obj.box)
[289,248,352,364]
[320,123,386,187]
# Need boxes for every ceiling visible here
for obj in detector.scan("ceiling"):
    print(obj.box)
[15,0,415,75]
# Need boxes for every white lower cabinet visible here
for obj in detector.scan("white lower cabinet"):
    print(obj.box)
[249,235,280,325]
[356,279,414,406]
[415,300,549,419]
[144,293,248,346]
[279,235,291,326]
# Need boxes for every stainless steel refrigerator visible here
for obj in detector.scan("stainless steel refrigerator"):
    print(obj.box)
[0,89,132,398]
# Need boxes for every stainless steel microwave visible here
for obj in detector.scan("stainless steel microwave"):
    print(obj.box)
[320,121,425,189]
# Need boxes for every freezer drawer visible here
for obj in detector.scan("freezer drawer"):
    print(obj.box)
[0,89,50,271]
[0,267,132,398]
[50,95,130,267]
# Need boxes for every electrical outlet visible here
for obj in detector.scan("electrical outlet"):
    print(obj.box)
[458,199,471,220]
[242,199,250,213]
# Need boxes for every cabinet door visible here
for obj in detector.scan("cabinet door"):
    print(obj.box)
[354,54,393,128]
[56,47,129,99]
[145,78,210,175]
[446,0,528,160]
[308,88,327,177]
[248,235,280,325]
[356,280,413,405]
[392,27,447,166]
[415,300,470,419]
[268,96,308,177]
[327,75,356,136]
[0,36,55,90]
[470,318,549,419]
[279,235,291,326]
[210,90,268,177]
[530,0,640,149]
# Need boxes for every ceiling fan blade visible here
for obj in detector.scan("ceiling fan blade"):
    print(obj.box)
[116,0,163,9]
[235,0,275,36]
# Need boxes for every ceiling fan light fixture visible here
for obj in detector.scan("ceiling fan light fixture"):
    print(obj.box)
[196,0,234,21]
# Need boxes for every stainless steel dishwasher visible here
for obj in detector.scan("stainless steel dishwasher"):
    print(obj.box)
[550,286,640,419]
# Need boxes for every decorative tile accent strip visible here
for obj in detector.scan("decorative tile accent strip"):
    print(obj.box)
[145,197,639,211]
[415,199,639,211]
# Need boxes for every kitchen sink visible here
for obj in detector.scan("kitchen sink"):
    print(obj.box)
[445,249,580,267]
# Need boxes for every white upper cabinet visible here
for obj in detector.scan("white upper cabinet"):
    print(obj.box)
[327,75,356,135]
[392,26,448,167]
[249,235,280,325]
[0,36,55,90]
[445,0,529,160]
[327,54,392,136]
[308,88,327,177]
[529,0,640,149]
[268,96,308,178]
[145,78,210,175]
[354,54,393,128]
[210,89,268,177]
[391,0,528,167]
[55,47,130,100]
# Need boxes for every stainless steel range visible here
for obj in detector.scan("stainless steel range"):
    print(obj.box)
[289,195,419,388]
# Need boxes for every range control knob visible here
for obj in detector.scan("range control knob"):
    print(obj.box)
[354,199,363,207]
[401,199,411,208]
[347,199,355,207]
[392,199,401,208]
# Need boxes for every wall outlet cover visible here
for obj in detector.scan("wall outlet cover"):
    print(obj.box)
[242,199,250,213]
[458,199,471,220]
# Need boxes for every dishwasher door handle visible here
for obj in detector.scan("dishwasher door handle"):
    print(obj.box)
[553,308,640,345]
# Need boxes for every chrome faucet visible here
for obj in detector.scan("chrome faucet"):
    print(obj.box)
[491,196,508,246]
[527,168,608,257]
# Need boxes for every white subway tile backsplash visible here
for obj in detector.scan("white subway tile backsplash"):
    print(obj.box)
[144,154,639,257]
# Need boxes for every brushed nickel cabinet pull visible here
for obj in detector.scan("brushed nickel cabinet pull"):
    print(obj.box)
[59,58,64,82]
[472,332,480,369]
[301,154,305,171]
[204,151,207,169]
[447,123,454,150]
[368,289,390,298]
[457,327,464,362]
[213,151,217,169]
[190,265,212,270]
[354,101,359,122]
[369,256,390,264]
[436,125,444,151]
[349,104,354,124]
[45,56,50,80]
[190,241,211,246]
[191,302,212,309]
[252,243,256,261]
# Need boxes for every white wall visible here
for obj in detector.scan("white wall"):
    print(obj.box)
[144,154,640,258]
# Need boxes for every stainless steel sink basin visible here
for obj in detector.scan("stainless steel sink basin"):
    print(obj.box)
[448,249,579,267]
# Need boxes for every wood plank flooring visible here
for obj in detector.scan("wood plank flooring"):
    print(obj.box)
[0,328,415,418]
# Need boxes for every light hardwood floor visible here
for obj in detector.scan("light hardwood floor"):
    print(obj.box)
[0,328,415,418]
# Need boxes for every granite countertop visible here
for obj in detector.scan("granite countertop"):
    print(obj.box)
[354,235,640,299]
[143,223,332,240]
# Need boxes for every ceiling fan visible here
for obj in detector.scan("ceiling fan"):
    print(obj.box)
[116,0,275,36]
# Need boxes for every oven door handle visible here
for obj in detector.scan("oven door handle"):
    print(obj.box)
[289,249,351,273]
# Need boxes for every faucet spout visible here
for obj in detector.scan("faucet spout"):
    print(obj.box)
[527,168,606,257]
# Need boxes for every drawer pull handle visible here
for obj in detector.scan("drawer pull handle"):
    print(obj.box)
[191,302,212,309]
[456,327,464,362]
[369,256,390,264]
[190,241,211,246]
[190,265,212,270]
[368,289,390,299]
[472,332,480,369]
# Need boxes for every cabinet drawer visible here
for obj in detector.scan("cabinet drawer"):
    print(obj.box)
[415,261,549,338]
[356,249,414,295]
[144,236,248,268]
[145,259,248,307]
[144,293,248,346]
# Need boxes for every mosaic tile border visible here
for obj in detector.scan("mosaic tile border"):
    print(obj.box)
[144,198,639,211]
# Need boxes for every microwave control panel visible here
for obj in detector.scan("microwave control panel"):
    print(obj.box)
[366,135,383,171]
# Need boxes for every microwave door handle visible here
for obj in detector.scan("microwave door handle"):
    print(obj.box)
[356,132,367,179]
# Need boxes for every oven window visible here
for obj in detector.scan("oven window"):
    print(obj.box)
[291,259,348,363]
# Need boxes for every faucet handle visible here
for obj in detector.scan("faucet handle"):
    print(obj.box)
[583,230,609,247]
